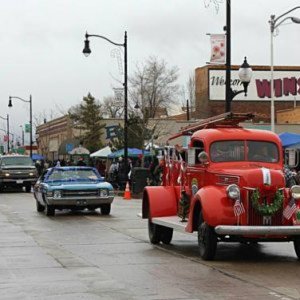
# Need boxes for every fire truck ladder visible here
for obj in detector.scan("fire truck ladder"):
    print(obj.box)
[168,112,254,141]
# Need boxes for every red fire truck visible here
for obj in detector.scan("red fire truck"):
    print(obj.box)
[142,112,300,260]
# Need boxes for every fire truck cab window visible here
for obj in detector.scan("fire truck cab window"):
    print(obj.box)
[192,140,204,163]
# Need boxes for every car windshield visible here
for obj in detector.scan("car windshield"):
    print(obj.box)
[46,168,100,182]
[1,156,34,166]
[210,140,279,163]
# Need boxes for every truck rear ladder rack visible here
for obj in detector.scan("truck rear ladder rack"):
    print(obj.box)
[168,112,254,141]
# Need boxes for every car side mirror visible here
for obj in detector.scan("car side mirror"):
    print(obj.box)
[198,151,209,165]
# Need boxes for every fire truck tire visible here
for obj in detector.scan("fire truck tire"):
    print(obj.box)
[160,227,173,245]
[293,237,300,259]
[198,212,217,260]
[148,219,161,244]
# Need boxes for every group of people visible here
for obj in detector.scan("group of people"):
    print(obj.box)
[106,155,164,190]
[34,157,89,176]
[34,154,164,191]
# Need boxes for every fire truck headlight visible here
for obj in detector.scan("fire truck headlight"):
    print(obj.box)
[226,184,240,200]
[290,185,300,200]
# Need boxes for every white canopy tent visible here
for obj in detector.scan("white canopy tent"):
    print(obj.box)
[90,146,112,158]
[69,146,90,155]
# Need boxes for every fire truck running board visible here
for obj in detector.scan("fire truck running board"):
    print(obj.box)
[215,225,300,236]
[152,216,196,235]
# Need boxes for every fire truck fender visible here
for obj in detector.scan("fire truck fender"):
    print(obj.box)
[142,186,178,219]
[191,185,228,228]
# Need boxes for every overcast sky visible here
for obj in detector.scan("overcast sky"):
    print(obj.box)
[0,0,300,142]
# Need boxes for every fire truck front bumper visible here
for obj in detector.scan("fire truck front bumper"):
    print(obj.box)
[215,225,300,236]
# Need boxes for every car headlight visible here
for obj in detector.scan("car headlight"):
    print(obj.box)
[46,191,53,197]
[99,189,108,197]
[291,185,300,200]
[226,184,240,200]
[29,172,34,176]
[53,190,62,199]
[5,173,10,177]
[109,190,114,196]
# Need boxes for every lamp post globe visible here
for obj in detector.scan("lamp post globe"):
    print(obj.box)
[291,17,300,23]
[82,35,91,57]
[238,57,253,96]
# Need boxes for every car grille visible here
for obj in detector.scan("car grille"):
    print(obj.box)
[6,171,35,179]
[247,189,283,226]
[62,190,99,197]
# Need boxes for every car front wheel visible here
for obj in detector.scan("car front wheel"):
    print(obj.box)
[101,204,111,215]
[45,203,55,216]
[198,212,217,260]
[36,199,45,212]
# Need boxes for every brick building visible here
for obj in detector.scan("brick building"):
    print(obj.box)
[195,64,300,123]
[277,106,300,124]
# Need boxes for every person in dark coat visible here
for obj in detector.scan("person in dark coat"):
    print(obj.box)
[77,157,86,166]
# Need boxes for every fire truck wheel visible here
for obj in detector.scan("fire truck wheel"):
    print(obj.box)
[148,219,161,244]
[160,227,173,245]
[198,212,217,260]
[293,237,300,259]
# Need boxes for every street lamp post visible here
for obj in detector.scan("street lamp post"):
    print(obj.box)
[269,7,300,132]
[8,95,33,158]
[0,114,9,153]
[83,31,128,174]
[225,1,253,112]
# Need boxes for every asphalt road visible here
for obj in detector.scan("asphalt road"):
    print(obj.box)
[0,190,300,300]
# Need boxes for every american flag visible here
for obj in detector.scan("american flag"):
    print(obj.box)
[234,199,245,217]
[283,198,297,220]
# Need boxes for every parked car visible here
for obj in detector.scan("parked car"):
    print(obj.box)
[33,166,114,216]
[0,155,38,192]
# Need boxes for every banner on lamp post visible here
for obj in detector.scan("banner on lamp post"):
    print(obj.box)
[209,34,226,64]
[3,135,8,142]
[25,124,31,133]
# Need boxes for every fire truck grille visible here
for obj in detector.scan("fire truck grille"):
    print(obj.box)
[247,190,283,226]
[217,175,239,185]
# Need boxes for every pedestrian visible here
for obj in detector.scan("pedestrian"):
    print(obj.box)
[77,157,86,166]
[117,156,126,190]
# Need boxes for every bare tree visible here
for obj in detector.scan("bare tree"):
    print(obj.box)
[102,95,123,118]
[33,108,64,129]
[130,56,180,119]
[128,56,180,150]
[187,72,196,111]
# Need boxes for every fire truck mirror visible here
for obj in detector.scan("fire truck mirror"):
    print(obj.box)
[198,151,209,165]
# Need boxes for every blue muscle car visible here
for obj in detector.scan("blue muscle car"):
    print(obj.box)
[33,166,114,216]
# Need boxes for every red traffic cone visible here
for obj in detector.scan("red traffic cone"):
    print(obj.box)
[123,181,131,200]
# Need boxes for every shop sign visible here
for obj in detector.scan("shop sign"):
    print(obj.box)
[209,69,300,101]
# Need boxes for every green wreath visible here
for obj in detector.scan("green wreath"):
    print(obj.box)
[251,189,283,216]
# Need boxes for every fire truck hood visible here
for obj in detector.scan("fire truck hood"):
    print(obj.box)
[213,165,285,188]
